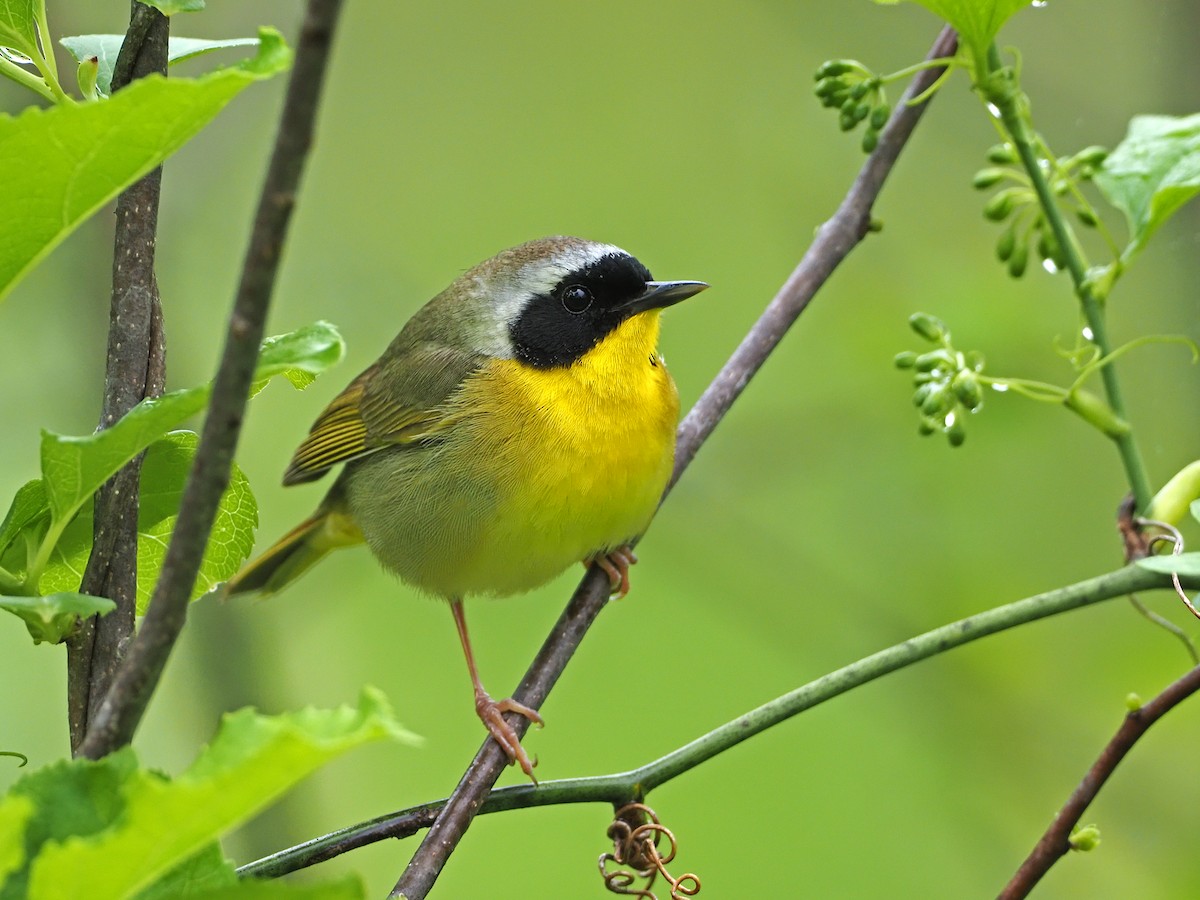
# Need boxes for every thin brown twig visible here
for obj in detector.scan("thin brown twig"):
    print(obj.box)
[390,24,961,900]
[67,1,169,756]
[76,0,345,760]
[998,662,1200,899]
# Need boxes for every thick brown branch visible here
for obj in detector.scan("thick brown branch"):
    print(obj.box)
[998,662,1200,899]
[67,1,168,756]
[391,24,961,900]
[76,0,345,760]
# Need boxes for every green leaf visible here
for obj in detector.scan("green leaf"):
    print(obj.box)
[0,479,47,559]
[0,750,138,899]
[59,34,260,97]
[0,793,32,887]
[1136,553,1200,579]
[39,322,342,534]
[38,432,259,610]
[0,592,114,644]
[131,843,236,900]
[0,0,40,59]
[872,0,1031,63]
[1094,113,1200,263]
[0,27,292,304]
[136,432,257,607]
[40,389,209,525]
[143,0,205,14]
[25,688,416,900]
[256,321,346,383]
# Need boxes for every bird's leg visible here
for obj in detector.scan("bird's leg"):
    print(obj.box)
[585,545,639,598]
[450,598,542,782]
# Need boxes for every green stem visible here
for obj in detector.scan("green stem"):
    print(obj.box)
[982,43,1152,510]
[0,56,56,102]
[240,563,1186,880]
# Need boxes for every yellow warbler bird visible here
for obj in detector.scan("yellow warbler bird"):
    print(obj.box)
[225,236,706,779]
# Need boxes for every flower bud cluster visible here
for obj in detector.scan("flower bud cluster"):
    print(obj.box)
[813,60,891,154]
[894,313,986,447]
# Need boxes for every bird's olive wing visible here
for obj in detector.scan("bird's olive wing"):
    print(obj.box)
[281,344,483,485]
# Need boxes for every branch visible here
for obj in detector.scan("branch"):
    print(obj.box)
[67,1,169,756]
[998,660,1200,899]
[389,24,961,900]
[246,563,1198,879]
[76,0,345,760]
[981,44,1151,509]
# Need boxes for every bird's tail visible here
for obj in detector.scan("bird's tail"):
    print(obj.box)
[224,507,363,596]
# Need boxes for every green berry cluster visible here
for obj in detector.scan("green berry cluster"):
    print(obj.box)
[813,60,891,153]
[894,313,985,447]
[974,143,1108,278]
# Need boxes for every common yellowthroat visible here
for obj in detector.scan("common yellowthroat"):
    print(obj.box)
[225,236,706,779]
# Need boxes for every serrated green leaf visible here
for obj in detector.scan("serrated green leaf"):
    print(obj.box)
[60,34,259,97]
[38,323,342,540]
[0,793,33,887]
[143,0,205,14]
[0,0,40,58]
[0,27,291,304]
[872,0,1031,63]
[1136,553,1200,578]
[0,479,47,559]
[1094,113,1200,263]
[131,843,236,900]
[135,431,257,608]
[0,750,138,899]
[26,688,416,900]
[38,432,258,610]
[256,321,346,383]
[0,592,115,644]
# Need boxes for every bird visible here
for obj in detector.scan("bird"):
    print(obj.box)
[224,236,706,780]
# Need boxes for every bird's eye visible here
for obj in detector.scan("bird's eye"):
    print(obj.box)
[560,285,593,314]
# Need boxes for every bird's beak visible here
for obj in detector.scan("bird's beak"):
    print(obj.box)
[621,280,709,316]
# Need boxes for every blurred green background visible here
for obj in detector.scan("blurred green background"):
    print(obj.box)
[3,1,1200,896]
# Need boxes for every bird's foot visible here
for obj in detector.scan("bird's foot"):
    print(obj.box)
[587,545,639,598]
[474,688,543,783]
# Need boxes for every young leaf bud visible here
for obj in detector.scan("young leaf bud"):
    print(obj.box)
[920,385,950,416]
[1069,825,1101,853]
[77,55,100,101]
[914,349,955,372]
[917,417,939,436]
[908,312,947,344]
[972,168,1006,190]
[1075,206,1099,227]
[952,370,984,410]
[983,189,1018,221]
[815,60,853,80]
[894,351,918,369]
[861,129,878,153]
[1074,145,1108,167]
[986,143,1017,164]
[946,417,966,447]
[1007,240,1028,278]
[849,83,868,101]
[913,383,934,409]
[870,104,889,130]
[995,227,1016,262]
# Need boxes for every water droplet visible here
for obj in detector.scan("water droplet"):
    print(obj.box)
[1042,259,1059,274]
[0,46,33,66]
[1032,0,1048,7]
[944,411,957,427]
[986,103,1002,119]
[992,383,1010,393]
[1082,326,1094,341]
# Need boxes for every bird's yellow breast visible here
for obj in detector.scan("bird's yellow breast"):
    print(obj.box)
[451,310,678,594]
[345,310,678,598]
